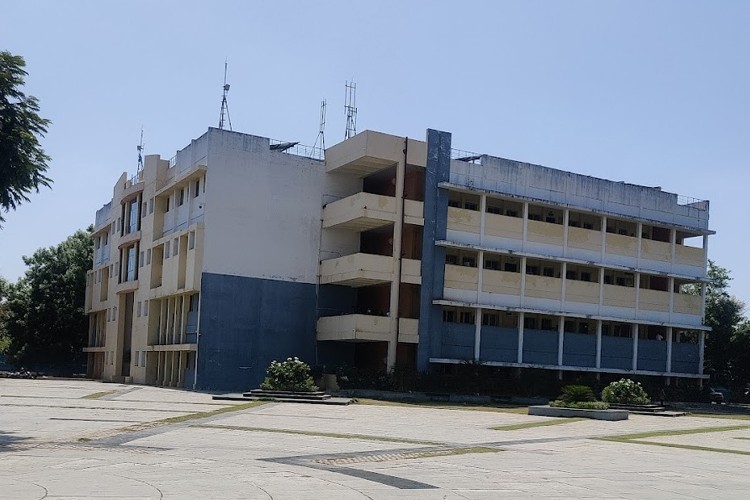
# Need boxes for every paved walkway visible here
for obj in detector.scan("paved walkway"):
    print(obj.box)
[1,379,749,499]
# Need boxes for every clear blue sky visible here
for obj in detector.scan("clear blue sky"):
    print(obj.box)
[2,1,749,306]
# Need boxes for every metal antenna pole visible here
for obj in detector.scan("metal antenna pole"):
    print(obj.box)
[313,99,327,159]
[219,60,232,131]
[136,127,144,172]
[344,81,357,140]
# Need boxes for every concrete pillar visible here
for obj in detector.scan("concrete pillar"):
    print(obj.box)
[520,256,528,307]
[517,312,525,364]
[595,320,602,369]
[600,216,607,262]
[666,326,673,373]
[670,228,677,265]
[632,324,639,371]
[474,307,482,362]
[386,149,407,371]
[699,330,705,375]
[562,209,570,257]
[522,202,529,248]
[479,195,487,246]
[560,262,568,308]
[558,317,565,366]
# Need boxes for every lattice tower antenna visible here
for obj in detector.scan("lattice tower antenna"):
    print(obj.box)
[344,81,357,140]
[219,60,232,130]
[136,126,144,172]
[312,99,326,157]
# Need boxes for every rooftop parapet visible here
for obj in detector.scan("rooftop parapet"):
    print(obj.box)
[449,154,710,232]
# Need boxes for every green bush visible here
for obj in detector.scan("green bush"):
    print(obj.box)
[549,400,609,410]
[558,385,596,403]
[601,378,650,405]
[260,357,318,392]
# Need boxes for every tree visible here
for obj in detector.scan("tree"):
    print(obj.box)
[0,51,51,225]
[2,228,92,369]
[697,261,747,382]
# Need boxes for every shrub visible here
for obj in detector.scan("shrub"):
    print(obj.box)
[601,378,650,405]
[549,400,609,410]
[558,385,596,404]
[260,357,318,392]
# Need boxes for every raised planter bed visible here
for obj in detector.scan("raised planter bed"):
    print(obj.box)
[528,405,628,421]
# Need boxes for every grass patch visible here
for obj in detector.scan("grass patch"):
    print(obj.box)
[492,418,585,431]
[193,423,446,446]
[595,424,750,456]
[81,390,116,400]
[354,398,529,414]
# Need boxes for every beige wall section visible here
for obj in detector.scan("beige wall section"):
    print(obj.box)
[398,318,419,343]
[317,314,390,341]
[567,226,601,252]
[526,275,563,301]
[401,259,422,285]
[325,130,425,176]
[319,253,394,286]
[484,213,523,240]
[527,220,563,246]
[322,192,397,230]
[481,269,521,295]
[447,207,481,234]
[603,284,636,308]
[639,288,670,312]
[674,293,702,315]
[641,239,672,263]
[403,200,425,226]
[606,233,638,257]
[565,280,600,304]
[444,264,479,290]
[675,244,705,267]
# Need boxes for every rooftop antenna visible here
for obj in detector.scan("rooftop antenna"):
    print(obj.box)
[219,60,232,131]
[344,81,357,140]
[312,99,326,158]
[136,126,144,172]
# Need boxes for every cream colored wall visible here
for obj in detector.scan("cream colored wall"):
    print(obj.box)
[481,269,521,295]
[398,318,419,343]
[484,213,523,240]
[527,220,563,246]
[565,280,600,304]
[317,314,391,341]
[638,288,670,312]
[401,259,421,285]
[444,264,479,290]
[605,233,638,257]
[447,207,481,234]
[567,226,601,252]
[319,253,394,284]
[675,244,705,267]
[674,293,702,315]
[525,275,562,300]
[322,192,397,228]
[603,284,636,308]
[641,239,672,263]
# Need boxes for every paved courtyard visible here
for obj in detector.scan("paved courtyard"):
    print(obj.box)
[1,379,749,499]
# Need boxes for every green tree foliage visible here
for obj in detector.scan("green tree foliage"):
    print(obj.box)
[695,261,747,382]
[0,51,51,225]
[2,228,92,368]
[558,385,596,403]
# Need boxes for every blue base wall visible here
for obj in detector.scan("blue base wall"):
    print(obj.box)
[672,343,700,374]
[637,339,667,372]
[196,273,317,391]
[523,329,559,365]
[563,332,596,368]
[601,336,633,370]
[480,327,518,363]
[441,322,475,359]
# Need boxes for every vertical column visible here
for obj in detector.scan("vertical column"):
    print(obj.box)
[600,216,607,262]
[517,312,525,363]
[634,273,641,320]
[474,307,482,361]
[479,195,487,246]
[562,209,570,257]
[670,228,677,265]
[595,320,602,369]
[701,283,707,323]
[668,277,675,321]
[558,317,565,366]
[387,148,407,371]
[666,326,673,373]
[522,202,529,248]
[632,324,639,371]
[520,256,528,307]
[698,330,706,375]
[560,262,568,307]
[598,266,605,315]
[636,222,643,267]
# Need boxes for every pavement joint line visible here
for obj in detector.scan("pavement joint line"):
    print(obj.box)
[593,424,750,456]
[0,402,206,413]
[192,424,449,446]
[491,417,586,431]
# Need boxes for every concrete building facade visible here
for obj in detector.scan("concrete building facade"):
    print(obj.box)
[85,127,712,390]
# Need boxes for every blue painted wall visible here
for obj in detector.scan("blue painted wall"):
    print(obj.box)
[523,329,559,365]
[418,129,452,371]
[637,339,667,372]
[480,327,518,363]
[196,272,317,391]
[601,336,633,370]
[441,322,475,359]
[671,342,700,374]
[563,332,597,368]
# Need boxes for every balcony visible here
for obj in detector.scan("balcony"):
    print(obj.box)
[323,192,397,231]
[325,131,404,176]
[317,314,391,342]
[398,318,419,344]
[320,253,393,287]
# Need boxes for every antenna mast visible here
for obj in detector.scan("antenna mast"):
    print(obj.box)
[344,81,357,140]
[313,99,326,158]
[136,127,144,172]
[219,60,232,131]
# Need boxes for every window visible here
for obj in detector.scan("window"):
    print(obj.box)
[460,311,475,324]
[188,231,195,250]
[95,237,100,249]
[506,209,518,217]
[189,294,199,312]
[487,206,502,215]
[504,262,518,273]
[137,301,142,317]
[142,202,147,218]
[144,300,149,316]
[581,272,592,282]
[524,317,537,330]
[139,251,144,268]
[448,200,461,208]
[543,267,554,277]
[194,179,200,197]
[484,259,499,270]
[442,309,456,323]
[178,188,185,206]
[126,246,137,281]
[164,241,170,259]
[464,202,478,211]
[149,197,154,214]
[165,196,170,212]
[445,255,458,265]
[482,313,498,326]
[202,174,206,193]
[462,256,476,267]
[541,319,553,330]
[566,270,577,280]
[146,249,151,265]
[579,322,590,334]
[526,265,539,276]
[173,238,179,256]
[103,233,108,246]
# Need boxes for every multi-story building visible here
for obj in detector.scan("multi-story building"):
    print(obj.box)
[85,127,712,391]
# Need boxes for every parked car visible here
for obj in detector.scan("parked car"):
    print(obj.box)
[710,386,731,403]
